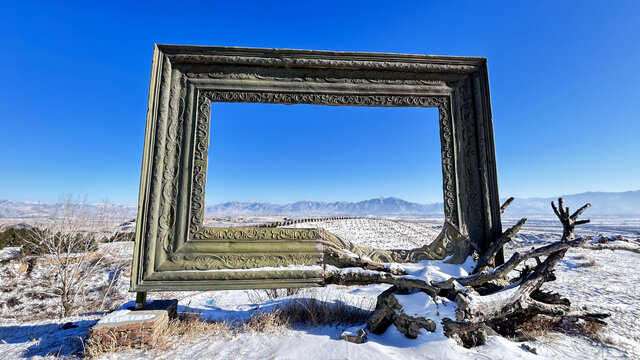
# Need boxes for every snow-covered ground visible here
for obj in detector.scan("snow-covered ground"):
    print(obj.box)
[284,217,443,249]
[0,217,638,359]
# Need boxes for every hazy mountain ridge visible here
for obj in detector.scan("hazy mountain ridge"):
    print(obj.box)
[0,199,136,220]
[0,190,638,219]
[206,190,640,217]
[500,190,640,217]
[205,197,444,216]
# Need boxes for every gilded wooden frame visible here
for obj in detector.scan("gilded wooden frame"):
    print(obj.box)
[131,44,502,291]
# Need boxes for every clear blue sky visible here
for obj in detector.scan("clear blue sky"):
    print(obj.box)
[1,1,638,205]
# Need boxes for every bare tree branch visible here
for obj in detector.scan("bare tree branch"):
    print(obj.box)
[500,197,515,214]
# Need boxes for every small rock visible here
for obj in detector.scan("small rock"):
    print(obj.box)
[60,322,78,330]
[521,344,537,354]
[340,327,367,344]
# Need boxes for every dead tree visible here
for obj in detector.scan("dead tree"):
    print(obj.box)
[316,197,639,346]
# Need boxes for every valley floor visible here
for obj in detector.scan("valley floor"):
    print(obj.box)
[0,217,639,359]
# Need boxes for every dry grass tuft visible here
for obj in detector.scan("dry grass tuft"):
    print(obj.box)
[515,315,613,346]
[564,318,616,345]
[241,310,289,333]
[516,315,560,340]
[576,259,598,268]
[239,296,371,332]
[275,297,371,327]
[83,332,135,359]
[157,311,235,351]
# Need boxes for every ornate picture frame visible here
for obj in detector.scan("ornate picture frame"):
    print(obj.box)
[131,45,502,292]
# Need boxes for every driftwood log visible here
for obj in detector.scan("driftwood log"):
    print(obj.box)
[317,198,639,347]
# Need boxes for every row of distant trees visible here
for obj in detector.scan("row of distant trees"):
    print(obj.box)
[258,216,360,228]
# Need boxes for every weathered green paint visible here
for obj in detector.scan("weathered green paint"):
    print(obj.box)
[130,45,502,292]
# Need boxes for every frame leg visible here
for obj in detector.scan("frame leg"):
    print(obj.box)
[135,291,147,310]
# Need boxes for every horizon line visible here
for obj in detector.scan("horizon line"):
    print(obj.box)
[4,189,639,207]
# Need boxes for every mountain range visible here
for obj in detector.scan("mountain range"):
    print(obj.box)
[0,200,137,220]
[205,190,640,217]
[496,190,640,217]
[205,197,444,216]
[1,190,638,219]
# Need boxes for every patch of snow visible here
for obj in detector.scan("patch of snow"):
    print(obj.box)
[284,218,442,250]
[97,310,155,324]
[467,282,520,309]
[401,256,476,283]
[0,246,20,262]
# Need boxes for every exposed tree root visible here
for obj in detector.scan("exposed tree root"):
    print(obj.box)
[319,197,638,345]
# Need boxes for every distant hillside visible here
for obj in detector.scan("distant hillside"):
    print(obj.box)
[1,190,638,219]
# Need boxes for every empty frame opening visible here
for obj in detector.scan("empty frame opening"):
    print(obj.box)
[204,103,442,215]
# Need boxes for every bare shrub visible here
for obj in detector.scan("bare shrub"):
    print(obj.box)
[21,196,125,317]
[95,254,131,311]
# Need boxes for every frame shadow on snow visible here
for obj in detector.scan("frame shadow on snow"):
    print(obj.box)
[0,319,98,358]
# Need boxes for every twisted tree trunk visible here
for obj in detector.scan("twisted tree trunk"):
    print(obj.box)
[320,197,638,347]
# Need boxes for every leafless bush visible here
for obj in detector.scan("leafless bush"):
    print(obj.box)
[95,255,131,311]
[21,196,125,317]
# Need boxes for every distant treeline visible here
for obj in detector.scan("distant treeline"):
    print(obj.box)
[258,216,360,228]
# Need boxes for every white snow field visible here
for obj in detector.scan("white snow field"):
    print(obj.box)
[0,217,638,359]
[284,217,444,249]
